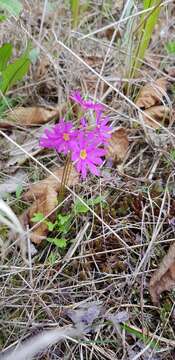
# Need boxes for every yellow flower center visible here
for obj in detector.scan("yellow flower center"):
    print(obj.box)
[80,149,87,160]
[63,133,70,141]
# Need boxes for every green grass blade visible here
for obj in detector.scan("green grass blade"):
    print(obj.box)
[0,43,13,72]
[0,53,30,94]
[70,0,80,28]
[122,324,159,349]
[130,0,161,79]
[137,0,161,61]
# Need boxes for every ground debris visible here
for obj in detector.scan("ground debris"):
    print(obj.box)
[135,78,169,109]
[2,105,65,127]
[106,127,129,163]
[141,105,171,129]
[5,128,44,167]
[21,165,79,244]
[150,241,175,304]
[135,76,174,130]
[0,170,26,198]
[66,302,102,331]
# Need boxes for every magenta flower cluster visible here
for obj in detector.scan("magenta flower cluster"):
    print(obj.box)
[40,91,112,178]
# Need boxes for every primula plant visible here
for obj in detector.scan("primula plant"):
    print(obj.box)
[40,91,112,179]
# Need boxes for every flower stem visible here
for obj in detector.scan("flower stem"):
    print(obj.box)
[58,154,72,205]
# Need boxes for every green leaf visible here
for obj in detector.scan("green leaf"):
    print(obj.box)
[0,53,30,94]
[0,14,6,21]
[15,184,23,199]
[165,41,175,54]
[88,195,105,206]
[31,212,45,223]
[74,196,106,214]
[74,200,89,214]
[57,214,71,225]
[0,43,13,72]
[46,221,55,232]
[57,213,72,234]
[0,0,22,17]
[47,237,67,249]
[48,251,58,265]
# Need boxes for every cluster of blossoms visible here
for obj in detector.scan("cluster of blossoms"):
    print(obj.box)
[40,91,112,178]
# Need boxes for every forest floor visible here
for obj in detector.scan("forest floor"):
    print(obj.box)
[0,1,175,359]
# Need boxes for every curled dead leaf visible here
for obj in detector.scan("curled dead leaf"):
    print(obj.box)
[135,78,169,109]
[142,105,170,129]
[150,242,175,304]
[21,165,79,244]
[26,187,58,244]
[106,128,129,163]
[135,76,174,130]
[4,106,63,126]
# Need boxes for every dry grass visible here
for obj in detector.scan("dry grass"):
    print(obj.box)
[0,1,175,359]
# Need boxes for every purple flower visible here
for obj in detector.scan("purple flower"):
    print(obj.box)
[71,132,106,178]
[106,311,129,324]
[39,91,112,179]
[66,302,102,333]
[40,120,76,154]
[71,90,104,112]
[80,117,88,128]
[94,112,112,144]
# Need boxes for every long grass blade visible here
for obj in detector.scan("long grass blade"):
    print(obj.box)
[129,0,161,79]
[70,0,80,28]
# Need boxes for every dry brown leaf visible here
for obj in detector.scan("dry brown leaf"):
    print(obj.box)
[106,128,129,163]
[135,78,169,109]
[135,77,174,130]
[26,187,58,244]
[150,242,175,304]
[5,106,61,126]
[21,165,79,244]
[105,27,121,41]
[142,105,170,129]
[4,127,48,169]
[24,165,79,201]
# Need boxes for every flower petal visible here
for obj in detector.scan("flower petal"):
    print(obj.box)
[81,160,87,178]
[88,155,103,165]
[88,161,100,176]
